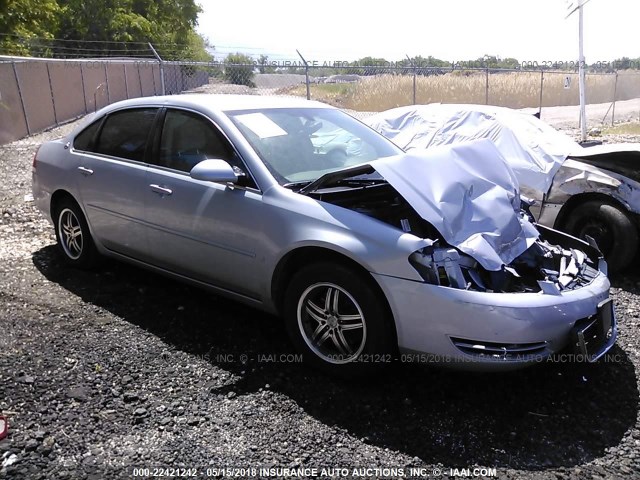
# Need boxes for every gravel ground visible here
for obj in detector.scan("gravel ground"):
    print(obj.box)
[1,118,640,480]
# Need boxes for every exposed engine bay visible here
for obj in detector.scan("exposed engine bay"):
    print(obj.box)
[311,182,602,294]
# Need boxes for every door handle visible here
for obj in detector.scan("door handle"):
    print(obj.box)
[150,184,173,196]
[77,166,94,176]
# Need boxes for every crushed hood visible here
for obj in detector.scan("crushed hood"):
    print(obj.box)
[369,139,539,271]
[365,104,579,195]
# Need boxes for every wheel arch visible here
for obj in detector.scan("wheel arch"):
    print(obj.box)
[553,192,638,230]
[50,189,99,244]
[270,246,398,344]
[50,189,80,221]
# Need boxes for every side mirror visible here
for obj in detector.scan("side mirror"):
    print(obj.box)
[190,159,238,183]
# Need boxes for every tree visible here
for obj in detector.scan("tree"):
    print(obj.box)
[356,56,390,66]
[355,56,391,75]
[501,57,520,69]
[257,54,268,74]
[0,0,61,55]
[610,57,640,70]
[0,0,209,60]
[409,55,449,68]
[224,53,255,87]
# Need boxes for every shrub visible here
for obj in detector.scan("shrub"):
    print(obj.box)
[224,53,255,87]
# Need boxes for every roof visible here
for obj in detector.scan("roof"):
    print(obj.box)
[100,94,332,114]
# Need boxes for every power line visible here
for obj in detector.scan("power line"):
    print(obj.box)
[0,32,159,46]
[0,33,205,59]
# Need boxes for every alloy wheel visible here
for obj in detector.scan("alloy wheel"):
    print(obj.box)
[297,282,367,364]
[58,208,83,260]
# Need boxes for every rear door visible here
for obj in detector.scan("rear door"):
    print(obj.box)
[143,108,266,298]
[72,108,158,260]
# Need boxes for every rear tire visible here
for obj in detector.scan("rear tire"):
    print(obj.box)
[283,262,395,377]
[563,200,638,272]
[53,198,99,269]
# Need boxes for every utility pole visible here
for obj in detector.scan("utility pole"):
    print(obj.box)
[578,4,587,141]
[296,50,310,100]
[566,0,592,142]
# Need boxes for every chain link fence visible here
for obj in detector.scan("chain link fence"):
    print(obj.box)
[163,61,640,123]
[2,54,640,145]
[0,56,166,143]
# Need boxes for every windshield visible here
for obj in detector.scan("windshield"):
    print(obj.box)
[226,108,402,185]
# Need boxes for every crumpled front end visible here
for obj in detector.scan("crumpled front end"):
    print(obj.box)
[387,221,615,370]
[310,139,616,369]
[374,260,614,370]
[315,141,616,369]
[370,139,539,271]
[408,224,606,295]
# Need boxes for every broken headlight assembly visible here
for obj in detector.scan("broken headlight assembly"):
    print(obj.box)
[409,228,602,294]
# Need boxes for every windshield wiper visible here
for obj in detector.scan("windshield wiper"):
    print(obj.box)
[298,164,376,195]
[333,178,387,187]
[283,181,313,191]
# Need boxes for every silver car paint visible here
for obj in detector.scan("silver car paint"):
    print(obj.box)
[74,151,151,261]
[33,95,614,369]
[374,269,610,368]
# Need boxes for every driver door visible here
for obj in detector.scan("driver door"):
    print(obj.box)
[143,108,265,298]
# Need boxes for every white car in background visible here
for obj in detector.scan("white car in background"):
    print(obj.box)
[366,104,640,271]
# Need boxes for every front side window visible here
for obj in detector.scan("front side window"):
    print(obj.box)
[93,108,157,162]
[155,109,258,189]
[157,109,234,173]
[226,108,402,184]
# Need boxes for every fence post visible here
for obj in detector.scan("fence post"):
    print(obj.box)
[123,63,129,99]
[296,49,310,100]
[103,62,110,104]
[80,63,88,114]
[11,61,30,135]
[137,62,143,97]
[413,64,417,105]
[151,63,157,94]
[612,72,618,125]
[406,55,416,105]
[485,67,489,105]
[149,43,165,95]
[94,84,105,112]
[538,70,544,117]
[45,63,58,126]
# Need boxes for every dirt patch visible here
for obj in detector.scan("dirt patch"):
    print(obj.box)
[1,116,639,480]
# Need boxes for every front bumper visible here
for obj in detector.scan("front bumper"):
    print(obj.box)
[372,269,616,371]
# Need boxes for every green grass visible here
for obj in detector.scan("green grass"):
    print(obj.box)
[603,122,640,135]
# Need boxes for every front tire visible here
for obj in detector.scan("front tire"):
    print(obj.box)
[283,263,395,376]
[53,198,99,268]
[563,200,638,272]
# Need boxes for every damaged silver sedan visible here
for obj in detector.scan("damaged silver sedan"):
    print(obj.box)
[366,104,640,271]
[32,95,616,374]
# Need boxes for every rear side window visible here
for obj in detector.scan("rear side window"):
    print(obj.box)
[73,120,101,151]
[94,109,157,162]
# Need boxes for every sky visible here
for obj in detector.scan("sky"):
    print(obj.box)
[196,0,640,64]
